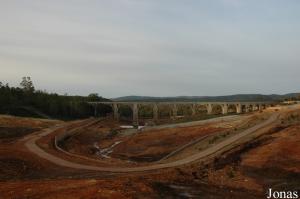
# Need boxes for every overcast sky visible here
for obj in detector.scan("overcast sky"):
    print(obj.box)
[0,0,299,98]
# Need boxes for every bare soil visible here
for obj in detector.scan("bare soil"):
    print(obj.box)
[0,107,299,199]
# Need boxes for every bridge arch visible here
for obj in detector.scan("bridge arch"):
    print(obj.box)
[211,104,223,115]
[138,104,154,119]
[177,104,193,117]
[248,104,254,112]
[227,104,238,114]
[195,104,208,115]
[158,104,172,119]
[118,104,133,122]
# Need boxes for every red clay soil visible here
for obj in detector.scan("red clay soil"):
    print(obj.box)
[0,178,156,199]
[1,109,299,199]
[0,114,60,129]
[54,114,265,164]
[59,119,123,155]
[206,123,300,194]
[241,124,300,173]
[111,125,226,162]
[59,118,229,163]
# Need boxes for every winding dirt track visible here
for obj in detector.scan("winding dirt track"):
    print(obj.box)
[24,113,279,173]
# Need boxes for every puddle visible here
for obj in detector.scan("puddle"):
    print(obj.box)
[162,184,201,198]
[120,125,145,130]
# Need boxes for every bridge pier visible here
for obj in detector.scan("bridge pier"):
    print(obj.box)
[206,104,212,115]
[222,104,228,115]
[112,103,119,120]
[132,103,139,125]
[245,105,250,113]
[89,101,274,124]
[172,104,178,119]
[236,103,242,114]
[257,104,261,111]
[191,104,196,116]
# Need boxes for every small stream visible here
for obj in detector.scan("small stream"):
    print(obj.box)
[94,141,122,158]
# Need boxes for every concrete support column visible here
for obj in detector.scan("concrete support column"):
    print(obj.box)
[153,103,158,121]
[222,104,228,115]
[172,104,178,118]
[207,104,212,115]
[258,105,263,111]
[132,103,139,125]
[245,105,249,113]
[236,104,242,114]
[112,103,119,120]
[191,104,196,116]
[249,105,253,112]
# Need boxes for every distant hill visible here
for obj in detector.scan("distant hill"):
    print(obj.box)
[113,93,300,102]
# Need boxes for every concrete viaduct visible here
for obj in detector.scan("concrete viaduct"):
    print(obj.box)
[89,101,274,125]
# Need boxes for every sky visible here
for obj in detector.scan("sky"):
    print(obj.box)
[0,0,300,98]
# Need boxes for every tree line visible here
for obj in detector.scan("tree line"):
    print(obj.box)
[0,77,111,120]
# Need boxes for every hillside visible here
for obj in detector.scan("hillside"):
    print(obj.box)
[113,93,300,102]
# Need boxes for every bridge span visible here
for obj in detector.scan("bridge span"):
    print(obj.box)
[89,101,274,125]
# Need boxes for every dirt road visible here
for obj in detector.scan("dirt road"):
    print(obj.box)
[23,111,280,173]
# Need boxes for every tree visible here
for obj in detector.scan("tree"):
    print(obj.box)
[88,93,100,101]
[20,77,35,93]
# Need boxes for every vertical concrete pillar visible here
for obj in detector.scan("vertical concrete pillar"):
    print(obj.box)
[191,104,196,116]
[172,104,178,118]
[245,105,249,113]
[132,103,139,125]
[222,104,228,115]
[235,104,241,114]
[112,103,119,120]
[153,103,158,121]
[206,104,212,115]
[258,104,263,111]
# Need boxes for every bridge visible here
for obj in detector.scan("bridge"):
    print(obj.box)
[89,101,275,125]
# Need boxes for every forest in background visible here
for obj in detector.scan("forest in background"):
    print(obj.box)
[0,77,110,120]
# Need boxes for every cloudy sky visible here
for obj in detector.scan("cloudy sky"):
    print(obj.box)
[0,0,299,98]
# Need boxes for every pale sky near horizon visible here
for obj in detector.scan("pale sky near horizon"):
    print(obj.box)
[0,0,300,98]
